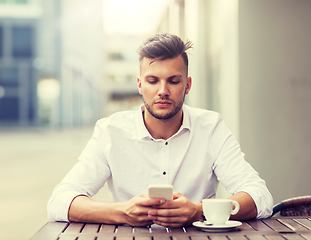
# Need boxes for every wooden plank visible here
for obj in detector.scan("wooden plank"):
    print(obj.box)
[153,236,171,240]
[171,236,190,240]
[247,219,274,232]
[81,223,100,233]
[116,225,133,233]
[133,226,150,233]
[243,235,266,240]
[281,233,306,240]
[112,236,133,240]
[189,236,208,240]
[99,224,116,233]
[170,227,186,233]
[58,236,78,240]
[134,236,153,240]
[64,223,84,233]
[96,236,114,240]
[227,235,248,240]
[265,235,288,240]
[238,221,256,231]
[278,219,310,232]
[301,233,311,240]
[263,218,294,232]
[294,218,311,230]
[30,221,69,240]
[76,236,96,240]
[209,236,230,240]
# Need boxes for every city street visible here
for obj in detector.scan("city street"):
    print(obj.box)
[0,126,110,240]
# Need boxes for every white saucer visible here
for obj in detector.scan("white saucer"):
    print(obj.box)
[192,220,242,232]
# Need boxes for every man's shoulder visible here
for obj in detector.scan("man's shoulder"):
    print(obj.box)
[96,109,138,129]
[185,105,221,122]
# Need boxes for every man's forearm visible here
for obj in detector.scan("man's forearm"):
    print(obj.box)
[229,192,257,220]
[68,195,124,224]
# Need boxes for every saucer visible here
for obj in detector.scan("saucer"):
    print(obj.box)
[192,220,242,232]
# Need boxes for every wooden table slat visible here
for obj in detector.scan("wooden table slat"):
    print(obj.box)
[96,236,114,240]
[264,235,289,240]
[294,218,311,230]
[262,218,294,232]
[278,219,310,232]
[227,235,248,240]
[301,233,311,240]
[76,236,96,240]
[153,236,172,240]
[64,222,84,233]
[98,224,116,233]
[170,235,191,240]
[58,236,79,240]
[189,236,208,240]
[30,222,68,240]
[247,219,275,232]
[280,233,307,240]
[116,225,133,233]
[133,226,150,233]
[208,236,230,240]
[81,223,101,233]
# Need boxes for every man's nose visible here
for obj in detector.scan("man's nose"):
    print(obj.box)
[158,81,169,97]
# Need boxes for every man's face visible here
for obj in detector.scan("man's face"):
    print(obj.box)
[137,55,192,120]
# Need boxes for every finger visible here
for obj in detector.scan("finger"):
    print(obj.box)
[142,198,166,207]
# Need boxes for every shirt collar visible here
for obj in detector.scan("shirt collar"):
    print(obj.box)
[135,104,191,140]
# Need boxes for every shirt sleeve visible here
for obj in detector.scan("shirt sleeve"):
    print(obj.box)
[47,121,111,222]
[211,115,273,219]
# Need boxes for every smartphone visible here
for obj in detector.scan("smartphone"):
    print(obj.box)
[148,184,173,201]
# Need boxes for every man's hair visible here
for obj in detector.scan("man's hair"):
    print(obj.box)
[137,33,193,75]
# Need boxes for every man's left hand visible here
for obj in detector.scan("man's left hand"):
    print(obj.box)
[147,192,203,227]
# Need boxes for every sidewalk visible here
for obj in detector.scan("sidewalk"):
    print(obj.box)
[0,126,110,240]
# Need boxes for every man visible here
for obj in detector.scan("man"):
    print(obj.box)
[48,33,273,227]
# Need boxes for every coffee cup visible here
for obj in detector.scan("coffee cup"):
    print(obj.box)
[202,199,240,225]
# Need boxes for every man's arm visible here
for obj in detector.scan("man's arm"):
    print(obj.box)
[68,194,165,226]
[229,192,257,220]
[147,191,258,228]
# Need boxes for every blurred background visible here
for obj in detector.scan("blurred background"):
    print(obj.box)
[1,0,311,239]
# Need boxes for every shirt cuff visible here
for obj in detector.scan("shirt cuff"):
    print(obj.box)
[239,187,273,219]
[48,191,89,222]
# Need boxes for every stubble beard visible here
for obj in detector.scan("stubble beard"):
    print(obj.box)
[143,94,186,120]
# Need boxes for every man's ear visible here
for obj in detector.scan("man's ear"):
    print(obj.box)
[185,76,192,95]
[137,77,142,95]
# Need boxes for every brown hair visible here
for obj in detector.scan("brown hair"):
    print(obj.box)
[137,33,193,75]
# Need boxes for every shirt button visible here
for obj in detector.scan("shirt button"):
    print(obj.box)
[163,171,166,175]
[165,142,168,145]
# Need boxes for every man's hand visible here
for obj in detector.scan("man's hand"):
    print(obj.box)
[147,192,203,227]
[122,194,166,226]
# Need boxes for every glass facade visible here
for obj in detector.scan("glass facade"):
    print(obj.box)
[12,26,33,58]
[0,26,3,57]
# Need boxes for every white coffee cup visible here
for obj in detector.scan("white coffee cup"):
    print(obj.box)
[202,199,240,225]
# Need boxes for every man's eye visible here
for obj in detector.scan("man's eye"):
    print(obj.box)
[170,80,180,84]
[147,79,158,84]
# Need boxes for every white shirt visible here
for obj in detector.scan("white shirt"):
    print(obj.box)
[47,105,273,221]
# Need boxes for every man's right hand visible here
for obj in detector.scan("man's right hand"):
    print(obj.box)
[121,194,166,226]
[68,194,166,226]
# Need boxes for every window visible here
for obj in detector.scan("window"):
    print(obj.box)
[15,0,28,4]
[12,26,33,58]
[0,97,19,120]
[0,26,3,57]
[0,67,19,87]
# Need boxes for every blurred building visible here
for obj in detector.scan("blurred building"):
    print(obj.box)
[0,0,42,126]
[0,0,105,127]
[160,0,311,203]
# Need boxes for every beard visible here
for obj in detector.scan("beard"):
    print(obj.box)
[143,94,185,120]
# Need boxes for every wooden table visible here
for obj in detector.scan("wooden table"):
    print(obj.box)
[30,216,311,240]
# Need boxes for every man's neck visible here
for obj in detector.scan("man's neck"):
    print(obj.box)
[143,110,183,140]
